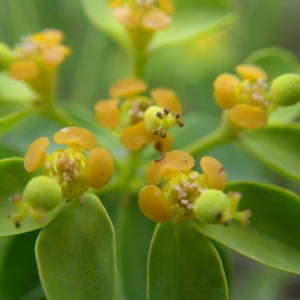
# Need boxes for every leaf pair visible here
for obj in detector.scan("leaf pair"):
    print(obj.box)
[0,158,116,300]
[148,182,300,299]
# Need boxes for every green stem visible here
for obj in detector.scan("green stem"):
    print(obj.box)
[133,48,147,79]
[38,89,74,127]
[45,105,74,127]
[183,115,239,155]
[120,151,142,193]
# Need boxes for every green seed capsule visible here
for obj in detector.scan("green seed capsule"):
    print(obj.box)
[23,176,63,211]
[193,189,231,224]
[0,43,13,70]
[144,106,163,132]
[270,73,300,106]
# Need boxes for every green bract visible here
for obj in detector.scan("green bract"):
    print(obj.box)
[148,222,228,300]
[35,193,117,300]
[240,124,300,182]
[0,43,13,70]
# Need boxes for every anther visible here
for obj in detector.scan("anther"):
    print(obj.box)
[160,131,167,138]
[174,112,180,119]
[177,120,184,127]
[156,111,163,119]
[163,108,170,115]
[216,212,222,220]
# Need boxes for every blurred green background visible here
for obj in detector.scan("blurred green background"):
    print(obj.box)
[0,0,300,299]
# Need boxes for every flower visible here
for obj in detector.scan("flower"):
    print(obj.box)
[95,77,183,153]
[108,0,175,48]
[24,127,114,197]
[138,150,251,225]
[214,64,271,129]
[7,29,71,93]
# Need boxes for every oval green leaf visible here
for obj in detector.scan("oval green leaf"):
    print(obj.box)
[0,72,37,104]
[150,1,234,53]
[195,182,300,274]
[0,231,40,300]
[244,47,300,80]
[0,158,63,236]
[35,193,117,300]
[239,124,300,181]
[0,108,34,135]
[269,102,300,124]
[116,198,154,300]
[81,0,234,54]
[148,221,228,300]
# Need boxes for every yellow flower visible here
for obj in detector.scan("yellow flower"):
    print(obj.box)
[139,150,250,225]
[8,29,71,93]
[24,127,114,197]
[109,0,174,30]
[214,64,270,129]
[108,0,175,48]
[95,78,183,152]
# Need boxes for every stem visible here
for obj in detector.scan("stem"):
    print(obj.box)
[183,114,238,155]
[45,105,74,127]
[133,48,147,79]
[39,86,75,127]
[120,151,142,193]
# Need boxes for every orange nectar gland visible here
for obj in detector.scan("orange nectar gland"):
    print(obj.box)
[24,127,114,198]
[214,64,270,129]
[138,150,251,226]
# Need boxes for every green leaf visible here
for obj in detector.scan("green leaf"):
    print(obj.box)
[0,158,64,236]
[81,0,234,54]
[195,182,300,274]
[35,193,117,300]
[0,232,40,300]
[150,1,234,53]
[80,0,131,52]
[239,124,300,181]
[0,108,34,135]
[244,47,300,80]
[116,198,154,300]
[0,72,37,104]
[148,221,228,300]
[269,102,300,124]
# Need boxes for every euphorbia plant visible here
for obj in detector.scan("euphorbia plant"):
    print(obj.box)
[0,0,300,299]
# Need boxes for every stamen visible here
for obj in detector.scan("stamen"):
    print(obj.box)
[163,108,170,115]
[156,111,163,119]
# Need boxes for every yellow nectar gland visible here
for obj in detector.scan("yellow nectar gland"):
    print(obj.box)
[144,105,183,138]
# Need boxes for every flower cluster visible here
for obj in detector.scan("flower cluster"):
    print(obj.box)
[214,64,271,129]
[24,127,114,197]
[108,0,175,48]
[139,150,251,225]
[7,29,71,93]
[95,77,183,152]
